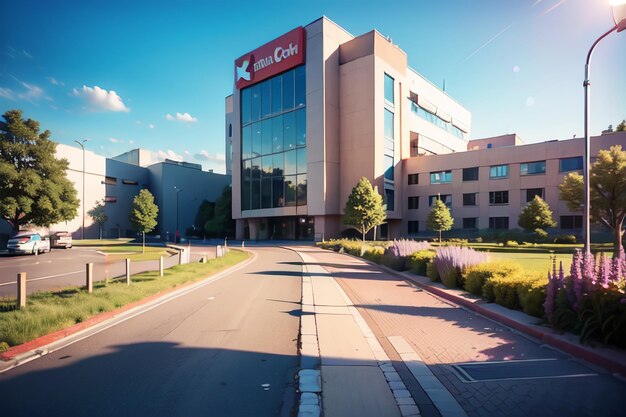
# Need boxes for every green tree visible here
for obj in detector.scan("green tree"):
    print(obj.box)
[427,197,454,243]
[616,119,626,132]
[559,145,626,254]
[518,195,556,235]
[194,200,215,233]
[0,109,79,233]
[129,189,159,253]
[342,177,386,241]
[87,199,108,239]
[204,186,235,238]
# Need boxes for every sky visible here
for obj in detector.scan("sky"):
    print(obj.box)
[1,0,624,174]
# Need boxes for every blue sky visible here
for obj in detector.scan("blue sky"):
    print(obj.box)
[1,0,624,173]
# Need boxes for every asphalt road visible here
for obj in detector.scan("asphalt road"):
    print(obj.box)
[0,247,302,417]
[0,245,217,297]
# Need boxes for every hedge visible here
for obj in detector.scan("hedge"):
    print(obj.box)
[409,250,436,275]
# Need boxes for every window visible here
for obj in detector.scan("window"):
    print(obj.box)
[408,174,419,185]
[490,165,508,179]
[122,179,138,185]
[282,70,295,111]
[384,155,394,181]
[294,65,306,108]
[559,156,583,172]
[385,188,395,211]
[525,188,544,202]
[489,191,509,205]
[410,101,464,139]
[384,73,394,105]
[430,170,452,184]
[408,221,419,234]
[104,196,117,203]
[228,124,232,137]
[103,176,117,185]
[489,217,509,229]
[463,193,477,206]
[520,160,546,175]
[297,174,307,206]
[408,196,419,209]
[463,218,478,230]
[560,215,583,229]
[429,194,451,207]
[384,109,394,139]
[463,167,479,181]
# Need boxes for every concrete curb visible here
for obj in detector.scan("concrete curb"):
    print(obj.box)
[328,249,626,378]
[0,250,255,365]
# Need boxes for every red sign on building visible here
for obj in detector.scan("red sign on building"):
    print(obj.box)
[234,27,306,89]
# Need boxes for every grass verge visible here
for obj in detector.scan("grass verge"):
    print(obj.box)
[72,238,135,246]
[97,245,174,261]
[0,249,249,348]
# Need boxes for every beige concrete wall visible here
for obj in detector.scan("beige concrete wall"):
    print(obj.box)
[402,132,626,235]
[467,134,522,150]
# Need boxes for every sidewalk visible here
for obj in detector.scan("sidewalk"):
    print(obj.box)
[293,247,626,417]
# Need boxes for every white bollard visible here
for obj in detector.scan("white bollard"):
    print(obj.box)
[159,256,164,277]
[86,263,93,293]
[17,272,26,309]
[125,258,131,284]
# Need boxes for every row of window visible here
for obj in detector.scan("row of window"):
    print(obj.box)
[103,177,139,186]
[407,215,582,233]
[407,188,546,208]
[242,148,307,178]
[241,175,307,210]
[241,66,306,126]
[415,156,584,185]
[242,108,306,160]
[383,73,396,212]
[410,101,464,139]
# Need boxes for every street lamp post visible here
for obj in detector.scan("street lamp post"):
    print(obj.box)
[582,1,626,254]
[175,187,184,243]
[74,140,88,240]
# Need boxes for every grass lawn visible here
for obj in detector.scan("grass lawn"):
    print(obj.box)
[486,251,573,273]
[0,249,249,349]
[96,245,174,261]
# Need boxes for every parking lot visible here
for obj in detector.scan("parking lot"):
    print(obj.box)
[0,247,186,297]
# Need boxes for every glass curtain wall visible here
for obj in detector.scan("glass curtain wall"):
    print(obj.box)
[383,73,395,211]
[241,66,306,211]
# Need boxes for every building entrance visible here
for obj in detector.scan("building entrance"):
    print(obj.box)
[267,216,314,240]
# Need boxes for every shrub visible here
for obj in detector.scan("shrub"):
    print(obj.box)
[409,250,436,275]
[381,252,406,271]
[362,247,384,264]
[434,246,490,288]
[518,276,548,317]
[504,240,519,247]
[534,228,549,242]
[388,239,431,257]
[489,272,545,310]
[462,262,523,298]
[426,261,439,282]
[553,234,577,244]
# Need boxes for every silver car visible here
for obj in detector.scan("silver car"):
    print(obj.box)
[7,232,50,255]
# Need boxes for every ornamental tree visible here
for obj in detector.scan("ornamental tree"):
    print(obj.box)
[518,195,556,235]
[427,197,454,244]
[129,189,159,253]
[343,177,386,241]
[559,145,626,255]
[0,109,79,232]
[87,200,108,239]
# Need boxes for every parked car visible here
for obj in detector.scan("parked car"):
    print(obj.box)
[7,232,50,255]
[50,231,73,249]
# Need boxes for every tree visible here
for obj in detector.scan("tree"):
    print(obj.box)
[129,189,159,253]
[518,195,556,235]
[602,124,614,134]
[427,197,454,243]
[0,109,79,232]
[87,200,108,239]
[559,145,626,255]
[616,119,626,132]
[204,186,235,238]
[342,177,386,241]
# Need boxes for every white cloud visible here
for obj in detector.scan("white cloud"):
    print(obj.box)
[194,150,225,163]
[155,149,184,162]
[18,82,46,101]
[184,150,191,155]
[47,76,64,86]
[72,85,130,112]
[148,124,155,129]
[109,137,123,143]
[0,87,14,100]
[513,65,520,73]
[135,120,142,125]
[129,140,134,144]
[526,96,536,107]
[165,112,198,123]
[22,50,32,59]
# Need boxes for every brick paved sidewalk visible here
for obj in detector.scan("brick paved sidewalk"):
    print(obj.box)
[296,247,626,417]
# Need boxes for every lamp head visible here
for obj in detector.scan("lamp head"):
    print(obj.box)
[611,0,626,32]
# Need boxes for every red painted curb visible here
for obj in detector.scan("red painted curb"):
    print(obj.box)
[0,285,181,361]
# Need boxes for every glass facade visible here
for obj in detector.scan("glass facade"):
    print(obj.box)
[241,66,306,211]
[559,156,583,172]
[383,73,395,212]
[410,101,464,139]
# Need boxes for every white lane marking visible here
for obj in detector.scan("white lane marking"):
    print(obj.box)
[0,270,84,286]
[0,250,257,374]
